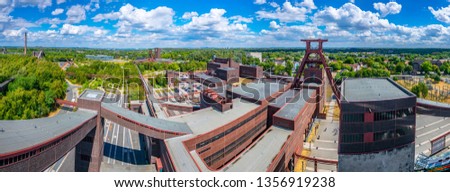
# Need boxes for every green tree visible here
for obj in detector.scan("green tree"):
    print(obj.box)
[420,61,432,74]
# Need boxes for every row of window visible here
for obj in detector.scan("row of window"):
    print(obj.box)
[203,121,267,167]
[342,107,414,123]
[342,113,364,123]
[374,127,412,142]
[340,126,413,144]
[0,119,90,167]
[196,107,267,149]
[341,134,364,143]
[374,108,414,121]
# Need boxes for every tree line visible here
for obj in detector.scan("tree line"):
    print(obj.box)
[0,55,66,120]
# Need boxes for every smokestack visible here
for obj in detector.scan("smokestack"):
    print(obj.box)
[24,32,27,55]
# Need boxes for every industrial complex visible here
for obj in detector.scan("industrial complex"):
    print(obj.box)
[1,39,450,172]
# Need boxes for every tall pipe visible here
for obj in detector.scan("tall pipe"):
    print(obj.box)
[24,32,27,55]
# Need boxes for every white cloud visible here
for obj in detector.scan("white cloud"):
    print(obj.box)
[92,4,174,35]
[0,0,9,6]
[256,1,309,22]
[350,0,355,3]
[298,0,317,10]
[260,24,319,41]
[314,3,394,32]
[373,2,402,17]
[429,5,450,24]
[66,5,86,24]
[85,0,100,12]
[56,0,66,5]
[14,0,52,10]
[182,12,198,20]
[269,2,279,8]
[60,23,108,36]
[51,8,64,16]
[2,27,26,37]
[229,15,253,23]
[254,0,266,5]
[177,8,251,41]
[269,21,280,29]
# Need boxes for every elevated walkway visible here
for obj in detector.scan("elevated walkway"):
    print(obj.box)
[100,102,192,139]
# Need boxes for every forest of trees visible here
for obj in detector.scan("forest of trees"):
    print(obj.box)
[0,55,66,120]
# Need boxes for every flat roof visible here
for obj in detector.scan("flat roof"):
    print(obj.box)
[168,99,259,135]
[269,89,300,108]
[218,67,237,71]
[342,78,412,102]
[101,102,192,134]
[224,126,292,172]
[232,80,286,101]
[275,89,315,120]
[165,135,200,172]
[79,89,104,101]
[0,109,98,155]
[195,73,223,84]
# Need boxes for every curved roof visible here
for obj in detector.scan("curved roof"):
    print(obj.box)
[0,109,97,155]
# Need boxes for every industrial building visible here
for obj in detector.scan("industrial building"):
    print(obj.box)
[4,39,448,173]
[338,78,416,171]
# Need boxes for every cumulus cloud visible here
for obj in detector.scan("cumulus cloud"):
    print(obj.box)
[60,23,108,36]
[269,2,279,8]
[314,3,393,32]
[429,5,450,24]
[256,1,309,22]
[182,12,198,20]
[14,0,52,10]
[269,21,280,29]
[254,0,266,5]
[66,5,86,24]
[92,3,174,35]
[178,8,251,41]
[51,8,64,16]
[297,0,317,10]
[373,2,402,17]
[229,15,253,23]
[85,0,100,12]
[2,27,27,37]
[261,24,319,41]
[56,0,65,5]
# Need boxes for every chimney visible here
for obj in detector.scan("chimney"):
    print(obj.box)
[24,32,27,55]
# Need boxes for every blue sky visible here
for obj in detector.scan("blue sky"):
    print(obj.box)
[1,0,450,48]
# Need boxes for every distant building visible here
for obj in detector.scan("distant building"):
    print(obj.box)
[274,58,286,66]
[412,60,424,74]
[33,50,45,59]
[1,48,6,54]
[431,59,447,67]
[239,65,263,79]
[247,52,262,62]
[207,57,240,75]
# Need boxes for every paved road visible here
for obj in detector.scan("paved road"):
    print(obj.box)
[100,92,153,172]
[415,114,450,156]
[45,80,79,172]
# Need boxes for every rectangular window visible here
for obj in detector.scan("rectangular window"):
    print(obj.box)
[374,130,396,141]
[342,113,364,122]
[341,134,363,143]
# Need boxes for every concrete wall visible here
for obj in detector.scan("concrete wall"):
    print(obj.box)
[338,143,415,172]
